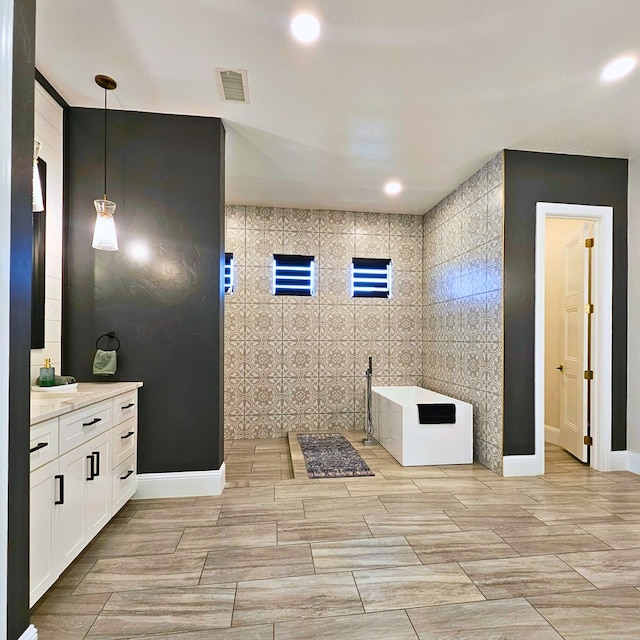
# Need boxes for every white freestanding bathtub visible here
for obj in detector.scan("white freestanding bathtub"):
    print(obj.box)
[371,386,473,466]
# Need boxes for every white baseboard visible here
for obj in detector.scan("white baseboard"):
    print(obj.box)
[19,625,38,640]
[544,424,560,445]
[502,455,542,477]
[604,451,640,474]
[133,463,226,499]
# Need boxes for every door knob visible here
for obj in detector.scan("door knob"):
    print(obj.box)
[556,365,563,371]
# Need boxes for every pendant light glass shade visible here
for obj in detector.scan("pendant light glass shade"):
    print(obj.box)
[93,74,118,251]
[33,140,44,212]
[92,199,118,251]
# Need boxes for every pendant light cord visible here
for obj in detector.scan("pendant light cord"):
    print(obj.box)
[103,87,107,200]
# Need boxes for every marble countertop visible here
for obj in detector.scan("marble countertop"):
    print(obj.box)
[30,381,143,426]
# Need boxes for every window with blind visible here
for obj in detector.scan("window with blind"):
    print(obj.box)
[351,257,392,298]
[224,252,234,294]
[272,254,316,296]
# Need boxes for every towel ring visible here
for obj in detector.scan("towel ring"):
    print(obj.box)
[96,331,120,352]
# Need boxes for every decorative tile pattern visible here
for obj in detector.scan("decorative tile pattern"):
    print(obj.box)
[422,153,504,473]
[226,169,503,464]
[225,206,423,438]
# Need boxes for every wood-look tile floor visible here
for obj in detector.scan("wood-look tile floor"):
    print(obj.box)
[31,436,640,639]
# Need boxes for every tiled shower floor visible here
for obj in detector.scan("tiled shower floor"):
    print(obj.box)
[31,437,640,639]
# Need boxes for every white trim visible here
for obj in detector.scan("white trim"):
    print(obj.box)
[0,0,13,632]
[544,424,560,445]
[533,203,614,475]
[609,450,629,472]
[19,624,38,640]
[503,455,541,477]
[626,451,640,475]
[133,463,226,499]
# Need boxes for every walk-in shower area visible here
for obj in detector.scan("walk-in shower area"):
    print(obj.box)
[224,153,504,474]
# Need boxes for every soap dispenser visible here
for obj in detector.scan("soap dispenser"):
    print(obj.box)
[39,358,55,387]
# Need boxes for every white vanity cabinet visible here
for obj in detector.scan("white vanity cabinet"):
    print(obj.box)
[29,458,59,604]
[29,382,142,606]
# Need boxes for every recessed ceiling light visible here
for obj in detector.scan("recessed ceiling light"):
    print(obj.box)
[290,13,321,43]
[601,56,637,82]
[384,181,402,196]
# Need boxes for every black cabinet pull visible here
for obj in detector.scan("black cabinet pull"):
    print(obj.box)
[82,417,102,427]
[120,469,134,480]
[93,451,100,477]
[86,454,95,481]
[30,442,48,454]
[120,431,135,440]
[121,403,135,409]
[54,474,64,505]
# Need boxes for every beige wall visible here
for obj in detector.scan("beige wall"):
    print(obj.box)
[223,206,423,439]
[544,218,584,439]
[31,82,64,385]
[422,153,504,473]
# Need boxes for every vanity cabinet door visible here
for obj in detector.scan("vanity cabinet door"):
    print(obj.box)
[30,459,59,606]
[56,430,113,567]
[56,443,89,570]
[84,431,113,539]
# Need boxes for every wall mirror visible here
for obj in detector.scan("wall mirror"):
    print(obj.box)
[31,157,46,349]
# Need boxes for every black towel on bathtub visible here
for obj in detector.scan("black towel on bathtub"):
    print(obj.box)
[417,403,456,424]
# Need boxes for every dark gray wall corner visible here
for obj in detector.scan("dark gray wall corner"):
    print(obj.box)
[503,150,628,456]
[64,109,225,473]
[9,0,36,637]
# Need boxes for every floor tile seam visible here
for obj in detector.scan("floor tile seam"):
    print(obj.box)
[477,530,524,558]
[520,600,572,640]
[572,523,618,551]
[458,575,599,603]
[401,607,422,640]
[552,552,622,591]
[228,581,240,630]
[349,569,369,615]
[233,568,358,590]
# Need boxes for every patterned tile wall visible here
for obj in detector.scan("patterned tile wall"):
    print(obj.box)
[422,153,504,473]
[224,206,423,439]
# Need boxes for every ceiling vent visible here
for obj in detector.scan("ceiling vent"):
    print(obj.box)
[217,68,250,104]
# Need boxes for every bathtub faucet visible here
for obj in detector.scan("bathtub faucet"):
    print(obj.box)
[363,356,377,445]
[365,356,372,378]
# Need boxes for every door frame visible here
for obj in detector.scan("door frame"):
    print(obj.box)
[534,202,613,474]
[0,0,14,631]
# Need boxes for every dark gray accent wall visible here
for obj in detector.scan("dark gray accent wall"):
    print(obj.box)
[64,108,225,473]
[503,150,628,456]
[9,0,35,637]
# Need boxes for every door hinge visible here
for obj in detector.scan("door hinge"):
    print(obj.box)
[585,238,594,248]
[584,370,594,380]
[584,435,593,446]
[585,303,594,314]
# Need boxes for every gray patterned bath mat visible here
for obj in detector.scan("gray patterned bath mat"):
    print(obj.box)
[297,433,375,479]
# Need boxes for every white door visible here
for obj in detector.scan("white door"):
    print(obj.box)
[558,225,589,461]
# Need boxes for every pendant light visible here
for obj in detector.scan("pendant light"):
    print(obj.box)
[32,140,44,212]
[92,74,118,251]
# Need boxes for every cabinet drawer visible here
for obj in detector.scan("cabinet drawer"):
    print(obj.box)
[113,455,136,513]
[112,416,136,469]
[59,399,112,455]
[30,419,59,471]
[113,390,138,425]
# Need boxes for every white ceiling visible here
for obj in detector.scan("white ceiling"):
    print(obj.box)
[36,0,640,215]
